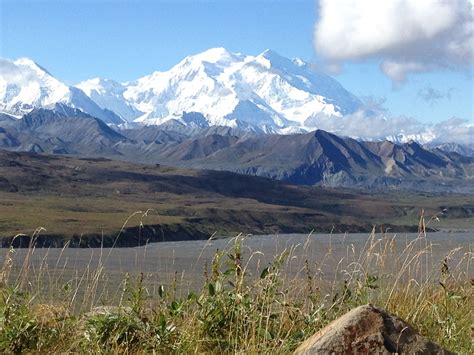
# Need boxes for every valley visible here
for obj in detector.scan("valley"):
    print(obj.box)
[1,2,473,353]
[0,149,472,247]
[1,49,472,226]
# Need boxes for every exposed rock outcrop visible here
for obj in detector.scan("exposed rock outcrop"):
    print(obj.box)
[294,304,453,354]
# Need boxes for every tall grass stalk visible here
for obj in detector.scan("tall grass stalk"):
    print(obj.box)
[0,212,472,353]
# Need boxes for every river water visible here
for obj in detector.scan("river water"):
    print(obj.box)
[2,231,472,297]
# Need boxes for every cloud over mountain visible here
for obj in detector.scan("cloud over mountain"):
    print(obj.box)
[314,0,474,82]
[0,58,39,87]
[310,108,473,146]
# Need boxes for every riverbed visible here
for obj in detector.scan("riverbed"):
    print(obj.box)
[2,231,472,300]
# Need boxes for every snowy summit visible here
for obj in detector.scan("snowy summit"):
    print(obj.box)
[3,48,468,145]
[2,49,364,132]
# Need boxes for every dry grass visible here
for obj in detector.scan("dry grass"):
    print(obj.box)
[0,213,472,353]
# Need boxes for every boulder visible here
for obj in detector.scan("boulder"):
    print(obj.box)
[294,304,453,354]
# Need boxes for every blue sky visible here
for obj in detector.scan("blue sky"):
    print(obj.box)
[1,0,472,124]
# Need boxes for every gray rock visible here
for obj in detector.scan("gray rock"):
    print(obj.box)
[294,304,453,354]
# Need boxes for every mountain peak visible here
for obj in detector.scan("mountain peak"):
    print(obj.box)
[201,46,231,56]
[256,49,297,70]
[186,47,241,64]
[14,57,53,76]
[2,49,363,130]
[14,57,39,66]
[79,48,362,128]
[259,49,282,59]
[0,58,124,124]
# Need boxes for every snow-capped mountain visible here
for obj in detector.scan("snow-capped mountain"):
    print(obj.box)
[76,48,362,131]
[75,78,143,121]
[1,50,469,146]
[0,58,124,124]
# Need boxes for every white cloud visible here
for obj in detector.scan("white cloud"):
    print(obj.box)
[315,110,427,141]
[310,107,473,146]
[314,0,474,81]
[380,61,429,83]
[0,58,37,87]
[430,117,474,145]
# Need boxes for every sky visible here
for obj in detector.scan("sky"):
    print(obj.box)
[0,0,472,126]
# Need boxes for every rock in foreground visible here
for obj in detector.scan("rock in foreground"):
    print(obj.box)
[294,304,453,354]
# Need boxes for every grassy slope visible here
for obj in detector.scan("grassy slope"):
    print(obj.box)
[0,151,473,245]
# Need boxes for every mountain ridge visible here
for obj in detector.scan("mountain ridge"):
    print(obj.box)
[0,109,471,193]
[1,49,471,146]
[0,58,125,124]
[2,48,362,130]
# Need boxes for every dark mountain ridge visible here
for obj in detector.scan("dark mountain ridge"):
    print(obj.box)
[0,108,127,155]
[1,109,472,193]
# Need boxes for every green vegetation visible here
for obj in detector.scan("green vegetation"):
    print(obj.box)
[1,151,473,246]
[0,219,472,353]
[1,184,473,247]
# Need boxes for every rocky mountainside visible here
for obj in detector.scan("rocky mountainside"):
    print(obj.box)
[153,129,473,192]
[0,109,472,192]
[0,108,126,156]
